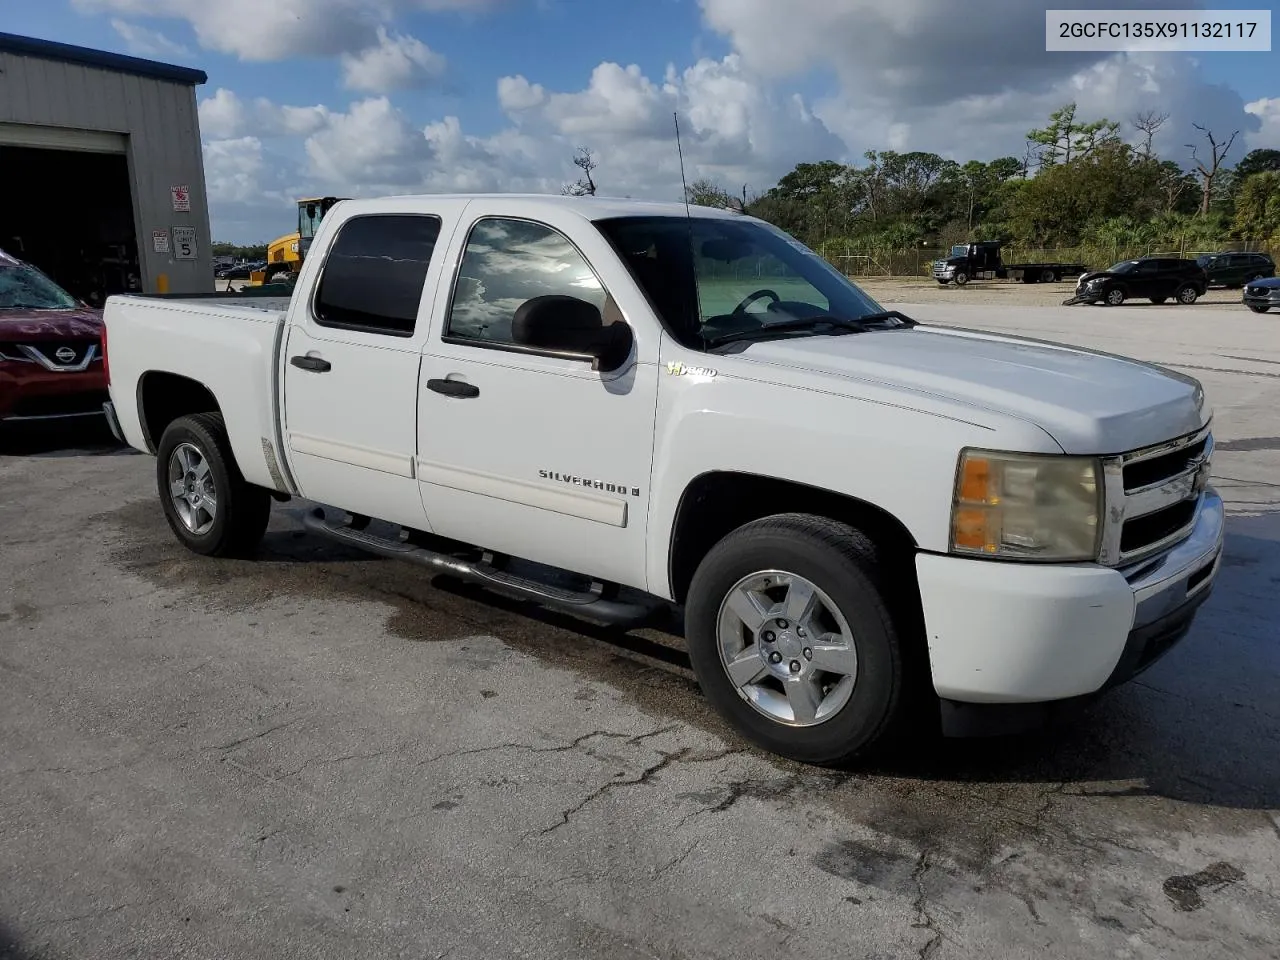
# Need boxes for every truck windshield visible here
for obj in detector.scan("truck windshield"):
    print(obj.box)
[594,215,892,348]
[950,245,969,258]
[0,260,78,310]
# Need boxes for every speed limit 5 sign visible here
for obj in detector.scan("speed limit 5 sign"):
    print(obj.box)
[172,226,198,260]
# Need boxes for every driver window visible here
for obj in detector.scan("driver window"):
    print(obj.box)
[694,242,831,319]
[445,218,608,344]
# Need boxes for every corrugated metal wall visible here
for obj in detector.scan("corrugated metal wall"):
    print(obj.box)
[0,50,212,294]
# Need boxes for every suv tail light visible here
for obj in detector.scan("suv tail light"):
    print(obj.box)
[100,324,109,384]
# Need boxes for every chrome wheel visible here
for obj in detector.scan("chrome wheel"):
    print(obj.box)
[1106,288,1125,305]
[167,441,217,535]
[1178,285,1198,304]
[716,570,858,727]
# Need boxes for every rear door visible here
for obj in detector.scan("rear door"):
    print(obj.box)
[1128,259,1160,297]
[280,203,467,529]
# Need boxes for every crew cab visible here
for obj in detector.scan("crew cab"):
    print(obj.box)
[100,195,1224,765]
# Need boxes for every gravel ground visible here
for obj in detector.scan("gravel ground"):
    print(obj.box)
[1,303,1277,960]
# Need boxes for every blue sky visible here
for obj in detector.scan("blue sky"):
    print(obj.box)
[9,1,1277,242]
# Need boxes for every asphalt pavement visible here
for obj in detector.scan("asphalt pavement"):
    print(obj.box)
[1,303,1278,959]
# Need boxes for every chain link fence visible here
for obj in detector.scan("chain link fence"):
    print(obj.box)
[818,240,1280,278]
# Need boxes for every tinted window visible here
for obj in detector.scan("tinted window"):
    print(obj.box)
[446,218,607,344]
[314,215,441,336]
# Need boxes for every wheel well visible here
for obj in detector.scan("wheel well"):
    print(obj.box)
[137,372,221,453]
[667,472,919,606]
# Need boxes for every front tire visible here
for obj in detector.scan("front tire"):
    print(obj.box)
[1176,284,1199,305]
[1105,286,1125,306]
[953,270,969,286]
[1249,304,1271,314]
[156,413,271,558]
[684,514,910,766]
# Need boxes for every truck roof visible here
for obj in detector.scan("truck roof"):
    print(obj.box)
[335,193,749,222]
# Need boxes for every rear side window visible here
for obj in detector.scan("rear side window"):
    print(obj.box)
[314,214,442,337]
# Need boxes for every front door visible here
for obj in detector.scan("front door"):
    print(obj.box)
[1128,259,1160,297]
[281,206,464,530]
[417,206,660,591]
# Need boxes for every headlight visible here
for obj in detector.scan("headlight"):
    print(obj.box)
[950,450,1102,561]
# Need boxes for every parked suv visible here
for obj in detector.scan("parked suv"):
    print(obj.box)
[1196,251,1275,288]
[1066,257,1208,306]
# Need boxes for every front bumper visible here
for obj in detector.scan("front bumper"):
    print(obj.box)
[1243,290,1279,309]
[916,488,1224,733]
[0,361,108,422]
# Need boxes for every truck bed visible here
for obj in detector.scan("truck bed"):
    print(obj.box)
[103,293,290,493]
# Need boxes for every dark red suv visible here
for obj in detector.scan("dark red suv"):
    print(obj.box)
[0,249,107,429]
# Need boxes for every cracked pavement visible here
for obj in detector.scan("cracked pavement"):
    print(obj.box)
[2,303,1279,959]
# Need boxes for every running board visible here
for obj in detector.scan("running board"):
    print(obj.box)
[301,507,665,629]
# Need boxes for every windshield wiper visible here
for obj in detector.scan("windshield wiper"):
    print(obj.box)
[855,309,918,328]
[704,316,870,350]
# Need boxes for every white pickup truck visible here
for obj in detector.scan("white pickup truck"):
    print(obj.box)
[100,194,1224,764]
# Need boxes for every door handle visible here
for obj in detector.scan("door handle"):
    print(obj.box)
[426,378,479,398]
[291,355,331,372]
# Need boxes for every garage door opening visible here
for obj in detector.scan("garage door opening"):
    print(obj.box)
[0,145,138,305]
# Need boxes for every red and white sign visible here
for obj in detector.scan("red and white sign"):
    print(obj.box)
[171,185,191,212]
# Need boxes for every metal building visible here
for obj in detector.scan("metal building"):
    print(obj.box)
[0,31,213,302]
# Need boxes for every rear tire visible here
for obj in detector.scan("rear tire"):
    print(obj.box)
[1176,284,1199,305]
[1041,269,1057,283]
[156,413,271,558]
[684,514,914,766]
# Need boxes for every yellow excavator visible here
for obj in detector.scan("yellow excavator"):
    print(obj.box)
[245,196,345,292]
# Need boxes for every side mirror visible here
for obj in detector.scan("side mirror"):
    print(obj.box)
[511,295,633,372]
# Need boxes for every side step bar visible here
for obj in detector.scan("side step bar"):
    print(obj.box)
[302,507,666,629]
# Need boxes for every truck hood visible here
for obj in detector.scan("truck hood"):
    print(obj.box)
[729,325,1205,454]
[0,306,103,340]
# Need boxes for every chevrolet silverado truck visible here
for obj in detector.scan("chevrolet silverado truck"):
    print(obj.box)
[100,195,1224,765]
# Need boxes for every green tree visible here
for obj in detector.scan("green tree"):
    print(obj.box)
[1233,171,1280,239]
[1234,148,1280,179]
[684,177,733,208]
[1027,102,1121,168]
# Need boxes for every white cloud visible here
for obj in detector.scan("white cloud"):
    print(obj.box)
[202,137,265,205]
[109,18,190,58]
[199,89,332,140]
[304,97,433,188]
[340,27,447,92]
[77,0,501,61]
[1245,98,1280,150]
[497,75,546,114]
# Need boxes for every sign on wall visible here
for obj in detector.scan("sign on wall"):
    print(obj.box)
[172,226,197,260]
[171,185,191,212]
[152,230,170,254]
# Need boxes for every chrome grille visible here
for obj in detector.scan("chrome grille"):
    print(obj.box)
[1099,424,1212,567]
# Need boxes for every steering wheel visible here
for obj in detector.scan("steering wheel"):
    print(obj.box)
[732,289,781,315]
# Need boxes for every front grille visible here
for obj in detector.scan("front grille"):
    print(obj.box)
[1120,500,1197,553]
[1101,425,1211,567]
[1124,436,1207,490]
[12,341,100,371]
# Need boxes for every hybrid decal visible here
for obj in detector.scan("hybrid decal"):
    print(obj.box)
[665,361,718,378]
[539,470,640,497]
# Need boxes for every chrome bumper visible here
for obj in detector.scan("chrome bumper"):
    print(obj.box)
[1126,487,1224,629]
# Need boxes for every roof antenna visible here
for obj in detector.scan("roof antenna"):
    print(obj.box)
[674,111,691,218]
[673,110,703,345]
